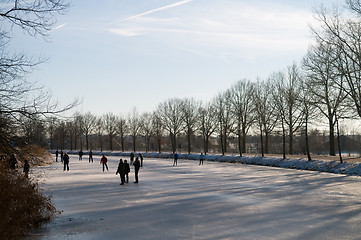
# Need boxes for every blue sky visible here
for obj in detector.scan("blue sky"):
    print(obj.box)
[14,0,344,116]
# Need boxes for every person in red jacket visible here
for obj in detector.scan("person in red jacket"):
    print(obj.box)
[100,154,109,172]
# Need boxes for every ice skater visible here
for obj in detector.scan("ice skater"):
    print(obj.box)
[173,152,178,166]
[124,160,130,183]
[199,152,204,165]
[133,157,140,183]
[89,150,93,163]
[23,160,30,178]
[139,153,143,167]
[130,152,134,165]
[116,159,125,185]
[78,150,84,161]
[55,150,59,162]
[63,153,70,171]
[100,154,109,172]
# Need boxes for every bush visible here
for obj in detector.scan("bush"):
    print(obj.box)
[0,158,55,239]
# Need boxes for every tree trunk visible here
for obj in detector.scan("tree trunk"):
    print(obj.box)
[86,134,89,150]
[120,134,125,152]
[109,134,113,151]
[289,128,293,155]
[282,119,286,160]
[99,134,103,152]
[329,117,336,156]
[242,123,247,153]
[238,126,243,157]
[336,116,343,163]
[260,126,264,157]
[157,135,162,153]
[305,114,312,161]
[187,128,191,154]
[265,131,269,154]
[133,135,136,152]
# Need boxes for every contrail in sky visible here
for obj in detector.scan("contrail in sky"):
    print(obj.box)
[111,0,192,24]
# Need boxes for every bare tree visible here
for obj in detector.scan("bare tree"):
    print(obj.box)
[213,92,233,155]
[253,79,278,156]
[198,102,217,154]
[127,109,142,153]
[312,4,361,119]
[140,112,154,153]
[116,115,127,152]
[229,79,256,156]
[103,113,117,151]
[20,116,47,147]
[82,112,97,150]
[47,117,58,149]
[54,120,67,150]
[299,78,318,161]
[152,112,163,153]
[95,117,104,152]
[156,99,185,153]
[0,0,76,155]
[271,72,288,159]
[181,98,200,154]
[303,42,347,156]
[346,0,361,15]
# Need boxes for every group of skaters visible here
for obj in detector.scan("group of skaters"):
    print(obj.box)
[55,150,143,184]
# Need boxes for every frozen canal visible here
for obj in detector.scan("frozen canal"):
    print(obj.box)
[29,154,361,240]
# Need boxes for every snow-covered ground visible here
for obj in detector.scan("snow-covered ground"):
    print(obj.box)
[28,154,361,240]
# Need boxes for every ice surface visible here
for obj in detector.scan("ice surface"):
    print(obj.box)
[27,154,361,240]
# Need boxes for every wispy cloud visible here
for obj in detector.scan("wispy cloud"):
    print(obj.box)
[108,1,316,59]
[110,0,192,24]
[51,23,68,31]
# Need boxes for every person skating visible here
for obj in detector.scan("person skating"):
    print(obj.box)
[124,160,130,183]
[100,154,109,172]
[139,153,143,167]
[173,152,178,166]
[133,157,140,183]
[130,152,134,165]
[55,150,59,162]
[23,160,30,178]
[78,150,84,161]
[89,150,93,163]
[199,152,204,165]
[63,153,70,171]
[116,159,125,185]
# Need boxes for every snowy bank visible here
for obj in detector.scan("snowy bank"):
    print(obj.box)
[52,150,361,177]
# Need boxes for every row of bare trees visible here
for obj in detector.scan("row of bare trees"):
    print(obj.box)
[12,1,361,162]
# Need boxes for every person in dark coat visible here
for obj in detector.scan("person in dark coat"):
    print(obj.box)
[63,153,70,171]
[55,150,59,162]
[133,157,140,183]
[199,152,204,165]
[139,153,143,167]
[130,152,134,165]
[173,153,178,166]
[100,154,109,172]
[124,160,130,183]
[23,160,30,178]
[89,150,93,163]
[78,150,84,161]
[116,159,125,185]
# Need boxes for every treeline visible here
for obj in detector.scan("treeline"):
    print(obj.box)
[14,1,361,162]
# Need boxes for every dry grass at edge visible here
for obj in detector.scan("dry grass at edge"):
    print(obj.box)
[0,146,56,240]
